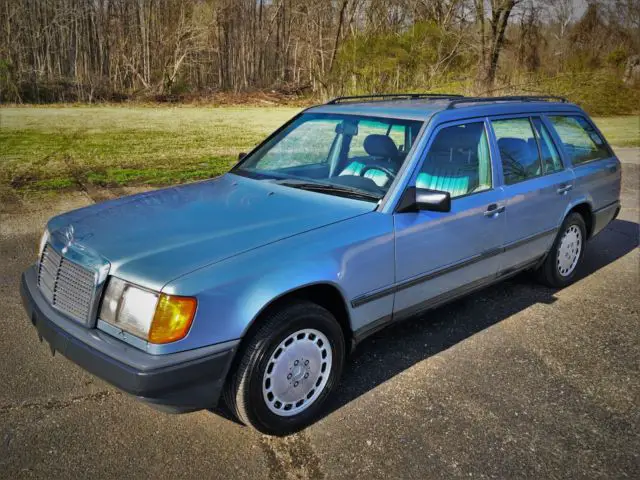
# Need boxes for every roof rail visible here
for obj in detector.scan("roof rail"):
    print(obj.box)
[326,93,464,105]
[447,95,568,109]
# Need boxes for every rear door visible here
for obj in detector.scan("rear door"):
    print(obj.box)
[546,114,621,215]
[489,115,575,274]
[393,119,506,319]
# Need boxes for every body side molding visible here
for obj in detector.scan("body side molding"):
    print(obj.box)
[351,227,557,308]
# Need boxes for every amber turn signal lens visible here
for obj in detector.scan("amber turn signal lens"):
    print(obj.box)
[148,294,197,344]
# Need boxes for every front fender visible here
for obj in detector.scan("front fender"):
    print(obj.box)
[161,212,395,352]
[236,263,348,336]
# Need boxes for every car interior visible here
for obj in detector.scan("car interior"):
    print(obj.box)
[497,137,542,183]
[265,118,421,195]
[416,123,491,198]
[338,134,405,188]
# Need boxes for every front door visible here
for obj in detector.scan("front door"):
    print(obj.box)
[489,115,575,273]
[393,119,506,319]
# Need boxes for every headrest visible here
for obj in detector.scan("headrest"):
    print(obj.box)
[431,124,484,152]
[498,137,538,167]
[364,134,399,158]
[498,138,529,156]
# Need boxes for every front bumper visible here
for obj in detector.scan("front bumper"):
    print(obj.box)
[20,266,238,413]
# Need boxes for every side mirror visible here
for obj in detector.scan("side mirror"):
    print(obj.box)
[238,152,247,160]
[397,187,451,213]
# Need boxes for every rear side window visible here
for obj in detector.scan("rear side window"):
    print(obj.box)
[532,118,563,174]
[548,115,611,165]
[492,118,541,185]
[417,122,492,198]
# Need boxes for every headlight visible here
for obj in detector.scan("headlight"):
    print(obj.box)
[38,229,50,259]
[99,277,196,344]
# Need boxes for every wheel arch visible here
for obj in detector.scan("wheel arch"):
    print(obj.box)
[240,282,353,352]
[565,201,594,239]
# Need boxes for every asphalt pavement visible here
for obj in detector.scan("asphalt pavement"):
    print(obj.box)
[0,148,638,479]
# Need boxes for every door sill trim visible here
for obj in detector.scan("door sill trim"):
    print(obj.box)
[353,256,543,345]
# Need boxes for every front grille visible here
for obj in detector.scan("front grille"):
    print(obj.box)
[37,244,96,324]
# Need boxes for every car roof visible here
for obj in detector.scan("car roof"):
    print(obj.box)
[307,96,584,123]
[309,99,451,121]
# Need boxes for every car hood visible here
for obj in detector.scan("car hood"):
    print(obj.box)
[47,174,374,291]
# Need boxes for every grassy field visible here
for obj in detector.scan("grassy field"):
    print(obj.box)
[591,116,640,147]
[1,106,638,193]
[0,106,299,191]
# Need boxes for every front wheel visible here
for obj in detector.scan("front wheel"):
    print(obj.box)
[224,300,345,435]
[536,212,587,288]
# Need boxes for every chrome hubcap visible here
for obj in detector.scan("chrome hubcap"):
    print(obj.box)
[557,225,582,277]
[262,328,332,417]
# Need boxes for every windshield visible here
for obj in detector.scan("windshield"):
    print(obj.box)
[233,113,423,202]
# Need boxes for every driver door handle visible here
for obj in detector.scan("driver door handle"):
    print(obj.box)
[484,203,505,217]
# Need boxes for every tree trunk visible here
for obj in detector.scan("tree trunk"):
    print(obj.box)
[476,0,517,93]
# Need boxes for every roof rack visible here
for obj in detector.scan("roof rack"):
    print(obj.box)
[447,95,568,109]
[326,93,464,105]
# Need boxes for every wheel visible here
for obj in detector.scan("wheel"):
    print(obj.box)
[224,300,345,435]
[536,212,587,288]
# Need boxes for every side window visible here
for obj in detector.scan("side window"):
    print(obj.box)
[532,118,563,174]
[492,118,542,185]
[257,119,340,169]
[417,122,492,198]
[548,115,611,165]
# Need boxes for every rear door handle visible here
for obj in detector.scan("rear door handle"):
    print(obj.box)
[606,161,618,173]
[484,203,505,217]
[557,184,573,195]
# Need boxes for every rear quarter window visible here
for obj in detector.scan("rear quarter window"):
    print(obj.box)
[548,115,612,165]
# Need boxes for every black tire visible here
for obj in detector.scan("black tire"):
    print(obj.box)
[224,300,345,436]
[536,212,587,288]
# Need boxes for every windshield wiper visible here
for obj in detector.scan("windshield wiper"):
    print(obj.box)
[275,179,382,202]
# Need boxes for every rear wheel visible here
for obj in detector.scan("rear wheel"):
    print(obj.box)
[224,300,345,435]
[536,212,587,288]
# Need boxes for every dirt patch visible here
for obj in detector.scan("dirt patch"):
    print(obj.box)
[0,185,22,213]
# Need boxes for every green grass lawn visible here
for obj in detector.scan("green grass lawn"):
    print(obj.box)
[593,116,640,147]
[0,106,300,191]
[1,106,637,193]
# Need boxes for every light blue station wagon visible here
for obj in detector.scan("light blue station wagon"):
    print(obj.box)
[21,94,621,435]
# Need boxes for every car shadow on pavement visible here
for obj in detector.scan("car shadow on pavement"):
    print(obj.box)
[322,219,639,420]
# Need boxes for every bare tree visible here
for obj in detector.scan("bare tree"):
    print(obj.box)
[0,0,638,103]
[475,0,521,92]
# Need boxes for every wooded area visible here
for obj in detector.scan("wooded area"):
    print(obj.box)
[1,0,639,113]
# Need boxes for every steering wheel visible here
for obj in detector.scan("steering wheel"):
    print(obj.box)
[360,165,396,183]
